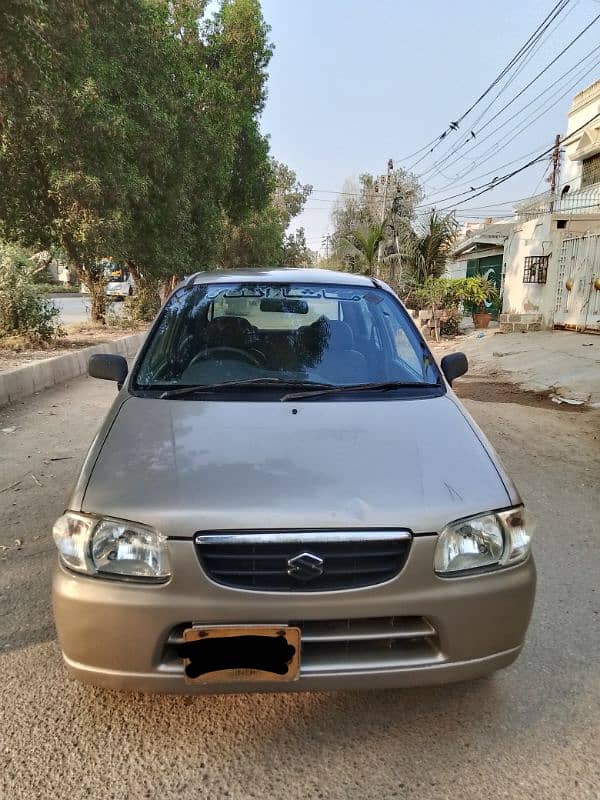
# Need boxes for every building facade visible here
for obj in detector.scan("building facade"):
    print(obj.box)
[449,79,600,332]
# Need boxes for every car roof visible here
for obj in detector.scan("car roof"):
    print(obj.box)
[185,268,377,287]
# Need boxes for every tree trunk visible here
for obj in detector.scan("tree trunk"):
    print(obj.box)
[126,260,142,286]
[162,273,183,302]
[75,266,106,324]
[89,283,107,325]
[127,261,161,321]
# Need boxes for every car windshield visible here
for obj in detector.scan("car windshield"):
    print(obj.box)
[134,281,440,391]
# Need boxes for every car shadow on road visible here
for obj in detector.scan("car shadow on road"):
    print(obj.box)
[454,377,587,412]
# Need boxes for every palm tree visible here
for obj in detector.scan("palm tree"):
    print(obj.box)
[401,210,458,283]
[339,222,385,274]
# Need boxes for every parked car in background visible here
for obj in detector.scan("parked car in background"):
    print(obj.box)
[81,263,134,299]
[52,268,535,694]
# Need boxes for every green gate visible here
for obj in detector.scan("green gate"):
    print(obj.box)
[465,254,502,319]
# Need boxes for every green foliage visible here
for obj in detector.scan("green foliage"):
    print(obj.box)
[281,228,314,266]
[400,210,459,284]
[338,223,385,273]
[331,170,423,269]
[221,159,312,267]
[409,275,499,312]
[459,275,500,311]
[0,0,279,325]
[0,245,61,341]
[33,283,81,294]
[439,308,462,337]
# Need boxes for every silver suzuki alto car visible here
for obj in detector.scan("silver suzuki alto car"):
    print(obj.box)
[52,268,535,693]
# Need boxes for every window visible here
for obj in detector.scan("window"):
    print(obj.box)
[581,152,600,188]
[523,255,549,284]
[556,219,567,230]
[135,282,440,391]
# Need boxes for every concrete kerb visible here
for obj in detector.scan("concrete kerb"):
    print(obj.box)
[0,331,146,408]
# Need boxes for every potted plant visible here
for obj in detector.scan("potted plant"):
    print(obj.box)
[461,276,499,329]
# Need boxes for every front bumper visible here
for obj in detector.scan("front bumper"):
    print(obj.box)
[52,537,536,694]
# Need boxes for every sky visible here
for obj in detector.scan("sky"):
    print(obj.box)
[258,0,600,253]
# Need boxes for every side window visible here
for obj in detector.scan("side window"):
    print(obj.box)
[391,326,421,372]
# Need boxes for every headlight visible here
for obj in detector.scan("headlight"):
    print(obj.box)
[52,512,170,581]
[434,507,532,575]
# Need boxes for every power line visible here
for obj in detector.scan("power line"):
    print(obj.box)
[401,0,573,171]
[421,0,575,172]
[420,40,600,188]
[451,55,600,180]
[420,9,600,180]
[463,0,576,132]
[433,110,600,211]
[305,112,598,222]
[454,0,570,126]
[304,142,554,203]
[421,49,600,202]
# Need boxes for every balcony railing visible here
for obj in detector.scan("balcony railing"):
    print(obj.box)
[555,185,600,214]
[515,184,600,218]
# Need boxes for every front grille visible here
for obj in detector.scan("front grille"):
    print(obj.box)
[194,530,412,592]
[161,616,442,676]
[297,616,442,673]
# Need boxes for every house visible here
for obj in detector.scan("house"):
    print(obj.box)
[449,79,600,332]
[449,220,514,299]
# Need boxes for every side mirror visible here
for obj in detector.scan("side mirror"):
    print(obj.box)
[89,354,128,386]
[440,352,468,386]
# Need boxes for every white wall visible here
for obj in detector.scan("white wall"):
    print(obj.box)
[562,80,600,190]
[445,258,467,279]
[502,215,557,326]
[503,213,600,327]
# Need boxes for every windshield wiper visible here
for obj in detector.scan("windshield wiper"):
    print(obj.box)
[159,378,337,399]
[280,380,440,402]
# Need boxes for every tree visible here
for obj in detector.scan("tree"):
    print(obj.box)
[281,228,314,266]
[0,1,162,322]
[112,0,276,308]
[0,0,277,322]
[400,210,459,284]
[338,223,385,274]
[330,169,423,271]
[220,159,312,267]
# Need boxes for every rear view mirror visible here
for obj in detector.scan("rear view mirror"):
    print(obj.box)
[260,298,308,314]
[89,354,128,386]
[440,352,468,386]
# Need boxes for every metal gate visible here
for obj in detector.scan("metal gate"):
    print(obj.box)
[554,233,600,331]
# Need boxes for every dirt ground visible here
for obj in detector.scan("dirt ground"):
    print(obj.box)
[0,373,599,799]
[431,328,600,407]
[0,324,146,373]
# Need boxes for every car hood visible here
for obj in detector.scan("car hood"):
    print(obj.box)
[80,394,513,536]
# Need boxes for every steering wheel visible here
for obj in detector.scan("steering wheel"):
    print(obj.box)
[190,346,262,367]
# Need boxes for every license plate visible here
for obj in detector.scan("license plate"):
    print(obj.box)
[179,625,301,684]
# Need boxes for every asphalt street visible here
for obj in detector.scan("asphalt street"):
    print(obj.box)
[50,295,124,325]
[0,374,599,800]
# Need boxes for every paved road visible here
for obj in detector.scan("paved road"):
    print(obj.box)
[0,376,599,799]
[50,295,124,325]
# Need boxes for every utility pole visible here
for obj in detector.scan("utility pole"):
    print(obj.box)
[321,234,331,261]
[376,158,394,276]
[549,133,561,212]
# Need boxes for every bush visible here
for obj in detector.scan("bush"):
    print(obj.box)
[0,246,62,342]
[439,307,462,337]
[405,275,500,314]
[409,277,464,311]
[107,280,161,329]
[34,282,81,294]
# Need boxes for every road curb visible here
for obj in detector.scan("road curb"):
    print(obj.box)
[0,332,146,408]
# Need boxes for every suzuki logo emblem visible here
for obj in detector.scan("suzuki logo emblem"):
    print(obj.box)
[287,552,324,581]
